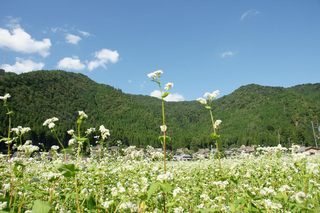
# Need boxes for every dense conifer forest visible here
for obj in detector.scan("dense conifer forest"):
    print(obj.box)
[0,69,319,152]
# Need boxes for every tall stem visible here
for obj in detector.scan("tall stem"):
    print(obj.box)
[209,109,223,177]
[54,130,66,162]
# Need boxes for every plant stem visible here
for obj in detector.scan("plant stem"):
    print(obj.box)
[209,109,223,177]
[54,130,67,162]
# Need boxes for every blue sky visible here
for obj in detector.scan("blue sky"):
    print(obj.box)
[1,1,320,101]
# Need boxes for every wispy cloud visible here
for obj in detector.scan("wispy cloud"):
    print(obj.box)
[150,90,185,102]
[221,51,235,58]
[241,9,261,21]
[65,33,82,44]
[1,57,44,74]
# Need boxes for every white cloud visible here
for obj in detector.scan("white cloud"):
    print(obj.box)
[66,33,82,44]
[78,30,90,37]
[87,48,119,71]
[150,90,185,102]
[57,56,86,70]
[241,9,261,21]
[0,27,51,57]
[1,57,44,74]
[221,51,234,58]
[128,80,132,83]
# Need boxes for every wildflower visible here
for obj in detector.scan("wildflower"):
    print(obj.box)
[173,187,184,197]
[164,82,174,90]
[11,126,31,135]
[48,122,55,129]
[17,141,39,154]
[0,93,10,101]
[214,120,222,129]
[99,125,110,140]
[160,125,167,132]
[67,129,75,135]
[147,72,157,80]
[78,111,88,119]
[101,200,113,208]
[196,97,207,105]
[119,201,138,212]
[43,117,59,127]
[68,138,76,146]
[51,145,59,151]
[156,171,173,183]
[0,201,7,210]
[173,206,184,213]
[200,194,210,202]
[204,90,219,99]
[85,127,96,134]
[294,192,305,203]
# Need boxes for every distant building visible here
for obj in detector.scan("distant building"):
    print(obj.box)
[295,147,319,154]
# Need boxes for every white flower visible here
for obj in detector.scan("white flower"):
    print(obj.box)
[157,172,173,183]
[154,70,163,75]
[11,126,31,135]
[147,72,157,80]
[85,127,96,134]
[294,192,305,203]
[0,93,10,101]
[48,122,55,129]
[17,141,39,154]
[43,117,59,126]
[68,138,76,146]
[197,97,207,105]
[173,187,184,197]
[204,90,219,99]
[51,145,60,151]
[67,129,75,135]
[173,206,184,213]
[0,201,7,210]
[78,111,88,119]
[214,120,222,129]
[99,125,110,140]
[164,82,174,90]
[160,125,167,132]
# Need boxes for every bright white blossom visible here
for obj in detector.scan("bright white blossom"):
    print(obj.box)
[164,82,174,90]
[51,145,60,151]
[67,129,75,135]
[204,90,219,99]
[78,111,88,119]
[147,70,163,80]
[85,127,96,135]
[214,120,222,129]
[11,126,31,135]
[0,93,11,101]
[99,125,110,140]
[160,125,167,132]
[197,97,207,105]
[43,117,58,127]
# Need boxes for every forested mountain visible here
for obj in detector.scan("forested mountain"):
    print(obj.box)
[0,69,319,152]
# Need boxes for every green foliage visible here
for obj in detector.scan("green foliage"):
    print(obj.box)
[0,71,319,152]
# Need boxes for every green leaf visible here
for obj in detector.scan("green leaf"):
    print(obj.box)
[55,164,77,177]
[85,195,96,210]
[147,182,160,200]
[205,106,212,110]
[160,183,172,194]
[158,136,171,144]
[73,136,89,143]
[235,198,246,209]
[77,118,82,124]
[0,138,12,142]
[32,199,52,213]
[166,202,176,207]
[6,111,13,115]
[161,92,170,98]
[210,133,220,140]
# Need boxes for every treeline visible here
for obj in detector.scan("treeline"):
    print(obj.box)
[0,70,319,152]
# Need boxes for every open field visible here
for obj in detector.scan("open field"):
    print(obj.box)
[0,146,319,212]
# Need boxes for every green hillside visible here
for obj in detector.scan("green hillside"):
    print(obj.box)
[0,70,319,152]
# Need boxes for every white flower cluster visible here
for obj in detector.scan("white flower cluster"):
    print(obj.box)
[119,201,138,212]
[17,140,39,154]
[261,199,282,210]
[164,82,174,91]
[11,126,31,135]
[156,172,173,183]
[212,180,229,189]
[160,125,167,132]
[0,201,7,211]
[173,206,184,213]
[196,97,207,105]
[204,90,220,99]
[0,93,10,101]
[256,144,288,154]
[147,70,163,80]
[85,127,96,135]
[51,145,60,151]
[151,151,164,160]
[99,125,110,140]
[173,187,184,197]
[214,120,222,129]
[43,117,59,129]
[67,129,75,135]
[78,111,88,119]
